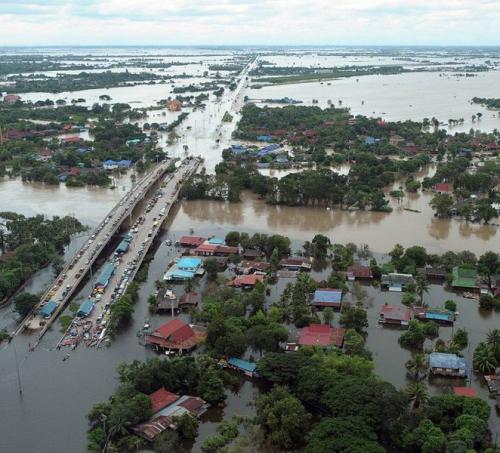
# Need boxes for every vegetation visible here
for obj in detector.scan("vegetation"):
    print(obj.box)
[0,212,85,303]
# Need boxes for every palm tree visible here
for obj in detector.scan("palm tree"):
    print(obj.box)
[415,273,430,306]
[406,382,429,410]
[405,352,428,381]
[486,329,500,359]
[473,342,498,374]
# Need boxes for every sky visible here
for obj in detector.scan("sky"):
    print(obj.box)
[0,0,499,46]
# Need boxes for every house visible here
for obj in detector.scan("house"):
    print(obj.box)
[194,243,218,256]
[453,387,477,398]
[434,183,450,193]
[242,249,264,259]
[258,144,280,157]
[389,134,405,147]
[145,319,205,352]
[452,267,478,290]
[280,257,312,272]
[62,136,81,144]
[178,292,199,309]
[429,352,467,378]
[103,159,118,170]
[178,236,206,248]
[230,144,247,155]
[226,358,258,377]
[257,135,272,142]
[414,308,455,325]
[213,245,239,256]
[379,304,412,326]
[133,388,209,441]
[117,159,132,168]
[346,265,373,281]
[311,289,343,310]
[416,267,448,280]
[298,324,346,349]
[76,299,94,318]
[208,237,224,245]
[364,136,377,146]
[485,375,500,394]
[3,94,21,104]
[237,260,270,275]
[36,148,53,162]
[177,257,203,272]
[227,274,264,289]
[381,273,415,292]
[167,99,183,111]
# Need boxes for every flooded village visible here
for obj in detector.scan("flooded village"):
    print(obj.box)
[1,45,500,453]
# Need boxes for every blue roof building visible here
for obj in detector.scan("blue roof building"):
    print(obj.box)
[177,257,203,272]
[311,289,343,309]
[231,144,247,155]
[40,301,58,318]
[258,143,280,157]
[364,136,377,145]
[257,135,272,142]
[77,299,94,318]
[118,160,132,167]
[208,237,224,245]
[227,357,257,377]
[95,262,115,287]
[429,352,467,378]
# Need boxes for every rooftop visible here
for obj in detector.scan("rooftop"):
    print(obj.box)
[429,352,467,371]
[312,289,342,305]
[149,388,180,414]
[453,387,477,398]
[299,324,346,348]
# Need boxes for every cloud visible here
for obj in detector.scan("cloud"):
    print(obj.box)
[0,0,498,45]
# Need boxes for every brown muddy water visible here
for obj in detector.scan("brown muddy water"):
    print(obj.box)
[0,176,499,452]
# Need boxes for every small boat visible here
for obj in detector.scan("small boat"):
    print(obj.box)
[165,239,172,246]
[463,292,478,300]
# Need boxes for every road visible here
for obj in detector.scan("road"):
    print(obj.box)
[18,159,175,340]
[58,158,201,348]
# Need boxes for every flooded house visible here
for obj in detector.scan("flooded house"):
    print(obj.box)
[429,352,467,378]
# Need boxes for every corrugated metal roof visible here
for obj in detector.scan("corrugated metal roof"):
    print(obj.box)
[40,301,58,317]
[313,289,342,304]
[429,352,466,370]
[77,299,94,317]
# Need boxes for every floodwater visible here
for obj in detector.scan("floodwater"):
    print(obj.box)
[1,47,500,452]
[251,70,500,133]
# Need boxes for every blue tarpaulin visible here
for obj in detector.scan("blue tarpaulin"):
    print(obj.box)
[95,262,115,287]
[77,299,94,317]
[40,301,58,318]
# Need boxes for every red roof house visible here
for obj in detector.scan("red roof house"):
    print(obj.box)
[347,265,373,280]
[3,94,21,104]
[379,304,412,326]
[298,324,346,348]
[145,319,205,352]
[63,136,81,144]
[434,183,450,193]
[194,243,218,256]
[453,387,477,398]
[214,245,239,256]
[149,388,180,414]
[227,274,264,288]
[178,236,206,247]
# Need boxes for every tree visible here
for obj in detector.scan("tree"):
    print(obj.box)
[415,273,430,305]
[256,386,311,450]
[430,193,453,217]
[204,258,218,281]
[473,342,497,374]
[172,413,199,440]
[339,305,368,333]
[197,371,226,404]
[406,382,429,410]
[323,307,334,326]
[405,352,428,381]
[452,328,468,351]
[14,292,38,317]
[399,320,426,350]
[343,329,371,359]
[269,247,280,273]
[486,328,500,360]
[225,231,240,247]
[247,323,288,356]
[423,321,439,338]
[444,300,457,312]
[311,234,331,260]
[402,292,417,307]
[305,416,385,453]
[476,201,497,224]
[478,251,499,289]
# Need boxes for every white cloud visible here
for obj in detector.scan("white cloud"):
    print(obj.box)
[0,0,498,45]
